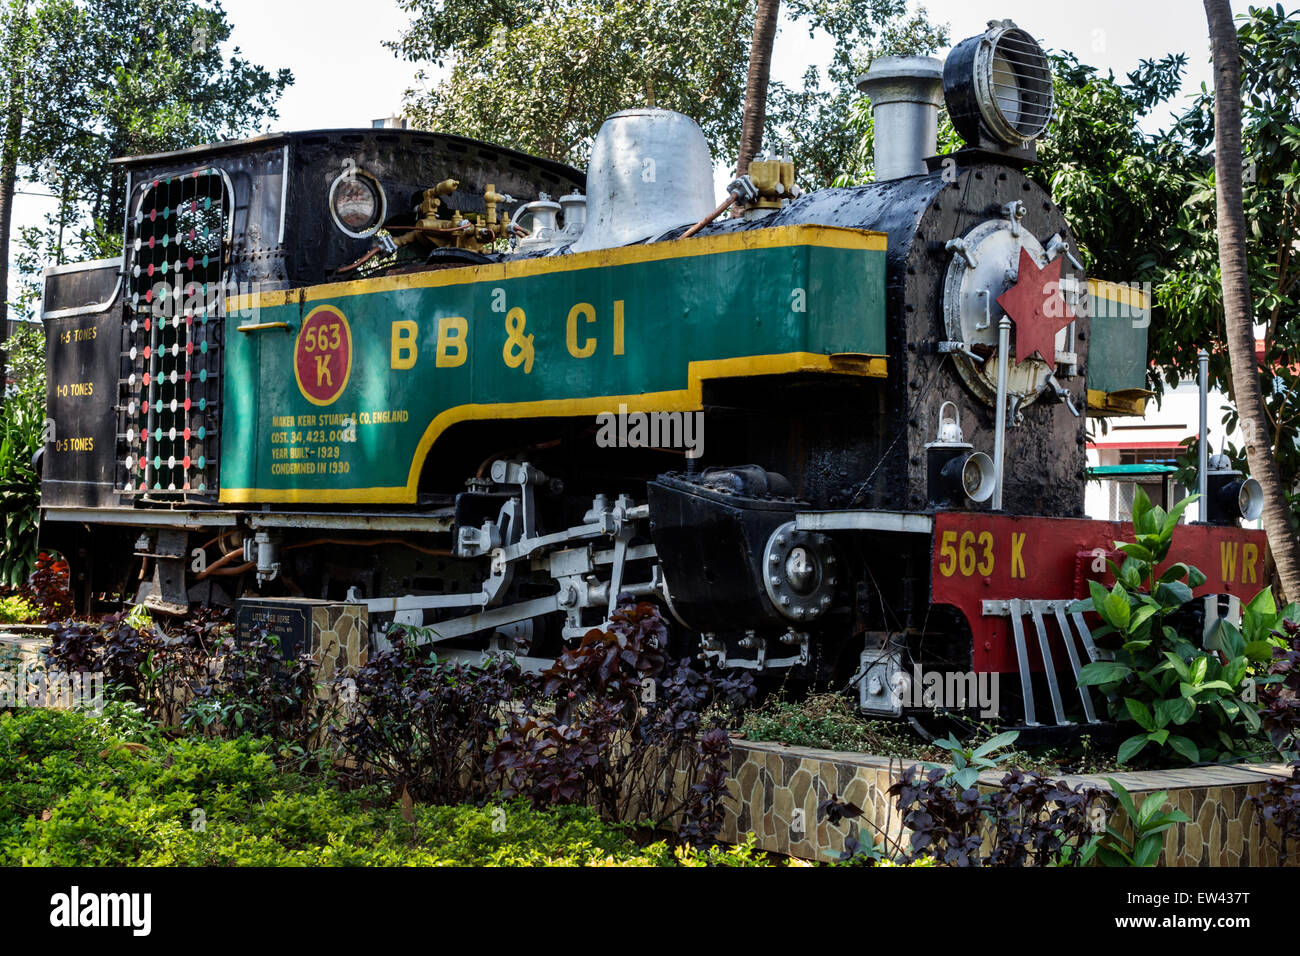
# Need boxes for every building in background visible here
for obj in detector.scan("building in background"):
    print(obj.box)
[1085,360,1272,529]
[1085,376,1212,522]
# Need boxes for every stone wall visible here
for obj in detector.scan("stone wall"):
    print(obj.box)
[722,738,1296,866]
[0,600,367,713]
[307,602,368,703]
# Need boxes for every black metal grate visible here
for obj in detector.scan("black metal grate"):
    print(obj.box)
[118,168,227,501]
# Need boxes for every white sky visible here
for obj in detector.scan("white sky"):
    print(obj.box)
[205,0,1220,133]
[12,0,1226,294]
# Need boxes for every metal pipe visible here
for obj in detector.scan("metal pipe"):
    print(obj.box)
[1198,349,1210,520]
[194,546,245,580]
[993,316,1011,510]
[682,191,738,239]
[283,537,451,558]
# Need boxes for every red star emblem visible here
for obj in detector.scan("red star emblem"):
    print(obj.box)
[995,247,1075,363]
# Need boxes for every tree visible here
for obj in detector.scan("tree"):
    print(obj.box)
[0,0,293,582]
[738,0,780,177]
[996,7,1300,588]
[390,0,947,183]
[391,0,752,167]
[1032,52,1194,287]
[775,3,948,186]
[0,0,33,382]
[1,0,293,352]
[0,320,43,585]
[23,0,293,241]
[1158,6,1300,536]
[1203,0,1300,598]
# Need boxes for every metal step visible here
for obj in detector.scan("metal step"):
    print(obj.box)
[982,598,1113,727]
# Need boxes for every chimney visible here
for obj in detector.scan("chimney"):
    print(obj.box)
[854,56,944,181]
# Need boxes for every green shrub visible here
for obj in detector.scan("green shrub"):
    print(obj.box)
[0,707,777,867]
[741,692,923,753]
[46,607,329,751]
[0,593,38,623]
[1093,778,1189,867]
[0,324,45,588]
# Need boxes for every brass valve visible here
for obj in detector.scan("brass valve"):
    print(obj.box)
[471,183,518,249]
[413,179,459,219]
[484,183,507,227]
[394,178,517,253]
[748,157,800,211]
[394,179,464,249]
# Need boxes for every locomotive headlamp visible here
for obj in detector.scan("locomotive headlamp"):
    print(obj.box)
[960,452,996,503]
[1205,453,1265,524]
[943,20,1053,151]
[926,402,995,506]
[935,449,995,505]
[1224,478,1265,522]
[329,169,386,238]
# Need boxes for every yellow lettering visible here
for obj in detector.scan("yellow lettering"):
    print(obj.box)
[614,299,625,355]
[436,316,468,368]
[566,303,597,358]
[502,308,533,373]
[1221,541,1239,583]
[1010,533,1026,579]
[938,530,957,577]
[314,354,333,388]
[1243,542,1259,585]
[977,531,994,575]
[391,320,418,370]
[959,531,976,576]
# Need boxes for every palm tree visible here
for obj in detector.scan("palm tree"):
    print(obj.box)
[1204,0,1300,599]
[0,1,30,392]
[737,0,780,176]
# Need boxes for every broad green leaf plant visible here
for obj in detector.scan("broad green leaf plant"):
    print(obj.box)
[1094,779,1189,867]
[1073,487,1263,766]
[925,730,1020,790]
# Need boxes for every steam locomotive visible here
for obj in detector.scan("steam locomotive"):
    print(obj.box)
[37,20,1267,729]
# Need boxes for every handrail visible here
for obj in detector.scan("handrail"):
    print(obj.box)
[237,321,292,334]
